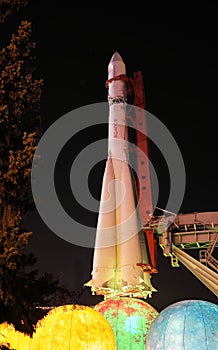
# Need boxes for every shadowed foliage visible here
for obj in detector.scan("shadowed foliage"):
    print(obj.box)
[0,4,76,336]
[0,0,29,23]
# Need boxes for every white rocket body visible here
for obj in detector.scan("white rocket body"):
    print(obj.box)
[85,52,156,298]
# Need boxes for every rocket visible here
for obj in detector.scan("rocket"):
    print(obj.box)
[85,52,156,298]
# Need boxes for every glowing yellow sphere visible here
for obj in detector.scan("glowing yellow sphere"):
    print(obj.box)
[0,322,32,350]
[31,304,116,350]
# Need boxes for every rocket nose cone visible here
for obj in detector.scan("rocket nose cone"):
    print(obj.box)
[108,51,126,79]
[110,51,124,63]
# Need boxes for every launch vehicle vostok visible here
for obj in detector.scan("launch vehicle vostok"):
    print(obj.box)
[85,52,157,298]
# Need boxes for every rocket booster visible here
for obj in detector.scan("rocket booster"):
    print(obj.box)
[85,52,156,298]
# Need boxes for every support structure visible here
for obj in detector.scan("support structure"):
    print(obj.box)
[150,211,218,296]
[128,71,158,275]
[173,245,218,297]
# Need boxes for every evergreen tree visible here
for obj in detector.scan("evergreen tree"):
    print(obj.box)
[0,0,29,23]
[0,7,76,336]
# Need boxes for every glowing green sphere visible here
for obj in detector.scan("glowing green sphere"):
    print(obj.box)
[146,299,218,350]
[94,297,158,349]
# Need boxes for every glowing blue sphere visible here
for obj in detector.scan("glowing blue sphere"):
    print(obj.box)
[146,299,218,350]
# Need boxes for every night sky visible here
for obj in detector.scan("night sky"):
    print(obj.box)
[1,2,217,310]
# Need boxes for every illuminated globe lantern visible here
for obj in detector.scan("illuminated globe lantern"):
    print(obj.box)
[94,296,158,349]
[31,304,116,350]
[146,299,218,350]
[0,322,32,350]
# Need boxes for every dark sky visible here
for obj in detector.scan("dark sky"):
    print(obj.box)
[1,2,217,310]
